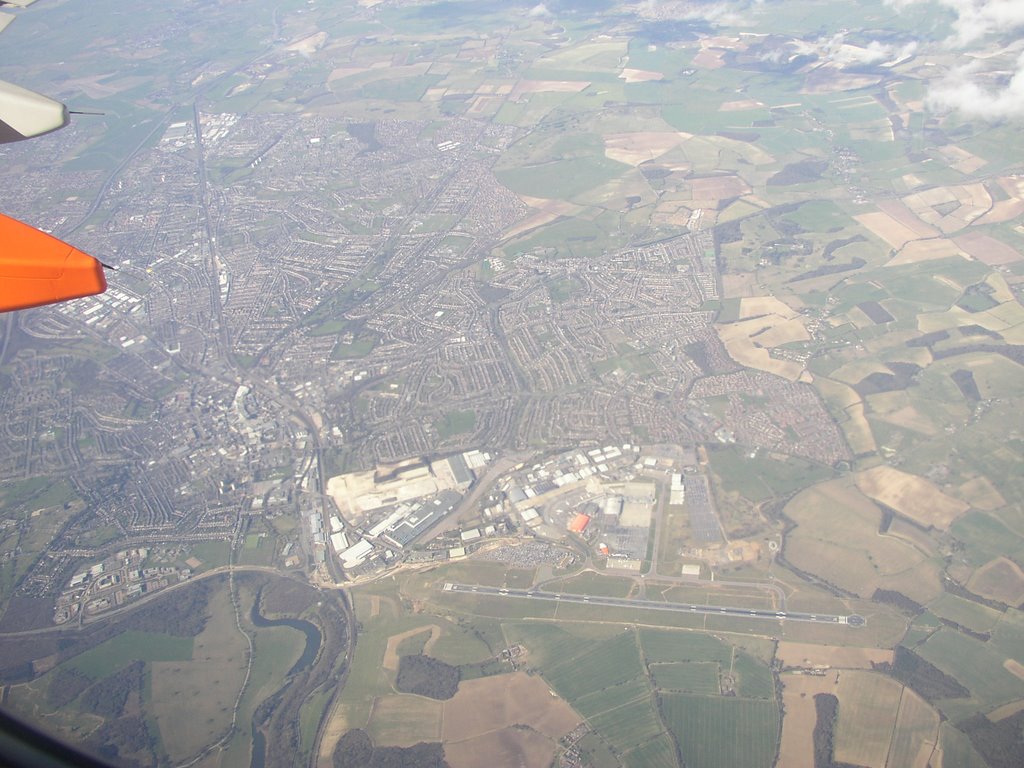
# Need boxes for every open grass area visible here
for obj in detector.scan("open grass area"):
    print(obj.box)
[546,571,635,597]
[435,409,476,439]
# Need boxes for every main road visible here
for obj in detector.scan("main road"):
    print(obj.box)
[442,583,864,627]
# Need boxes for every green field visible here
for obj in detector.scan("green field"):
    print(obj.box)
[917,629,1024,710]
[547,571,635,597]
[622,733,680,768]
[659,694,779,768]
[640,628,734,665]
[435,409,476,439]
[707,445,836,502]
[732,652,775,699]
[540,629,645,700]
[572,676,652,719]
[495,156,629,201]
[650,662,721,694]
[587,696,667,753]
[68,631,193,679]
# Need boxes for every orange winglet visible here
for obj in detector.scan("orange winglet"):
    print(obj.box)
[0,212,107,312]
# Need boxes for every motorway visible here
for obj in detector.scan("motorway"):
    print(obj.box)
[443,583,864,627]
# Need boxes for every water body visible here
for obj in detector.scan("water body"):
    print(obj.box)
[249,595,323,768]
[249,600,322,676]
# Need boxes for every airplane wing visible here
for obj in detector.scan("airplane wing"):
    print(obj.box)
[0,0,107,312]
[0,0,68,142]
[0,213,107,312]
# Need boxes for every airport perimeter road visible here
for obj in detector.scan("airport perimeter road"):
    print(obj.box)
[442,583,864,627]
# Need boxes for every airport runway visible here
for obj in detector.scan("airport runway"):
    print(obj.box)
[442,583,864,627]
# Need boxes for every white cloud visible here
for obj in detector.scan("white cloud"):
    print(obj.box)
[887,1,1024,119]
[528,3,552,17]
[887,0,1024,46]
[927,50,1024,118]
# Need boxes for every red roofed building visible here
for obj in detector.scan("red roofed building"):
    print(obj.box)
[568,513,591,533]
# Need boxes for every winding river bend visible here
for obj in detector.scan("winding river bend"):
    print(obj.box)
[249,596,322,768]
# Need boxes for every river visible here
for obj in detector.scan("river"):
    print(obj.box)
[249,595,322,768]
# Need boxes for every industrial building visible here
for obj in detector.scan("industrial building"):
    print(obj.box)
[381,489,462,548]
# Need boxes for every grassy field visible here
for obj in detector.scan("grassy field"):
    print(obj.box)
[540,629,645,700]
[917,629,1024,711]
[706,445,836,503]
[621,732,680,768]
[659,693,779,768]
[69,631,193,679]
[650,662,720,694]
[927,593,1003,633]
[639,628,733,665]
[546,571,636,597]
[783,478,941,603]
[366,694,442,746]
[588,696,667,753]
[887,687,941,768]
[572,676,653,720]
[149,583,253,765]
[732,652,775,699]
[435,409,476,439]
[495,156,629,202]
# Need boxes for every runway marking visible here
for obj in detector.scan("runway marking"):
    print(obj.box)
[441,583,864,627]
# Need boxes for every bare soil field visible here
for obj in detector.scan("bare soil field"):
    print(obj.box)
[814,376,877,454]
[444,727,554,768]
[688,175,750,201]
[777,642,894,669]
[937,145,987,174]
[855,466,968,530]
[886,238,967,266]
[987,699,1024,722]
[716,299,810,381]
[957,476,1007,511]
[442,671,580,742]
[719,99,765,111]
[954,231,1022,265]
[603,132,691,165]
[619,68,663,82]
[692,47,725,68]
[382,625,441,672]
[856,211,928,249]
[903,184,991,234]
[1005,659,1024,681]
[779,671,840,768]
[509,80,590,98]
